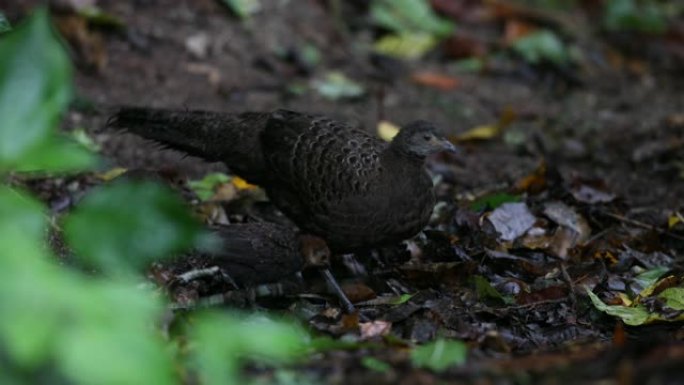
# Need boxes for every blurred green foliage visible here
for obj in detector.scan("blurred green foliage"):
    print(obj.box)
[0,8,306,384]
[371,0,454,37]
[411,339,467,371]
[512,29,571,65]
[603,0,669,33]
[0,12,10,33]
[0,8,93,172]
[370,0,455,60]
[222,0,261,19]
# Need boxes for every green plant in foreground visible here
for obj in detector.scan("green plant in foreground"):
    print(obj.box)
[0,8,305,385]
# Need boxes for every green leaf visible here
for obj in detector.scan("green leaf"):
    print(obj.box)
[63,180,206,273]
[452,57,484,73]
[362,357,392,373]
[69,127,102,152]
[632,266,669,293]
[389,293,415,305]
[373,32,437,60]
[0,9,94,171]
[411,339,467,372]
[312,72,365,101]
[512,30,570,65]
[473,275,511,304]
[58,324,178,385]
[604,0,667,34]
[189,172,231,201]
[0,186,46,246]
[57,282,176,385]
[0,12,10,33]
[469,193,520,211]
[193,312,305,385]
[301,44,321,68]
[586,289,651,326]
[222,0,261,19]
[371,0,455,38]
[15,135,96,172]
[78,7,125,30]
[0,259,73,366]
[659,287,684,311]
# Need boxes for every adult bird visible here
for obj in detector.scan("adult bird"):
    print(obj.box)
[108,107,457,310]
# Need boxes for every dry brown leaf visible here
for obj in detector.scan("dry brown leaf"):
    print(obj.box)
[503,19,537,45]
[411,71,460,90]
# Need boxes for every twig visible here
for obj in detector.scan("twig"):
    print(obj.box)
[176,266,221,283]
[604,212,684,241]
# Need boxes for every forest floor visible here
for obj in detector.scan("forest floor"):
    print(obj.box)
[6,0,684,383]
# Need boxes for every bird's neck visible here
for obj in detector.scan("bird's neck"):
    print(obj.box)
[383,144,426,167]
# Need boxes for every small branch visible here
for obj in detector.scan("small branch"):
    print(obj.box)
[604,212,684,241]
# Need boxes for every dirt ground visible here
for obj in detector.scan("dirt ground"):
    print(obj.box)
[6,0,684,384]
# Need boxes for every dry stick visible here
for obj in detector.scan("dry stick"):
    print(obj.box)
[604,212,684,241]
[559,261,577,308]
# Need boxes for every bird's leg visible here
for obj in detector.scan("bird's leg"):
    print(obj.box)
[319,267,356,314]
[299,234,359,315]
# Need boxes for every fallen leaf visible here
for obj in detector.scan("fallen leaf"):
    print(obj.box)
[222,0,261,19]
[312,71,364,100]
[360,321,392,340]
[185,63,222,87]
[371,0,455,37]
[373,33,437,60]
[455,107,516,142]
[96,167,127,181]
[514,160,547,193]
[511,29,570,65]
[503,18,536,45]
[570,178,616,204]
[469,192,520,211]
[455,124,500,141]
[377,120,400,142]
[486,202,537,242]
[232,176,258,190]
[442,34,488,59]
[543,201,591,244]
[189,172,231,201]
[53,13,107,71]
[587,289,651,326]
[411,71,459,90]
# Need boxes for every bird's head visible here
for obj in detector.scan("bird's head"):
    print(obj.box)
[390,120,458,159]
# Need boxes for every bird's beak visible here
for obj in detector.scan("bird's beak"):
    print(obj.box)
[433,136,459,154]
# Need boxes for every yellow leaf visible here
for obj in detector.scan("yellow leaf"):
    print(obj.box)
[668,212,682,229]
[617,293,632,306]
[377,120,400,142]
[373,33,436,60]
[232,176,258,190]
[455,107,517,142]
[455,124,500,141]
[96,167,127,181]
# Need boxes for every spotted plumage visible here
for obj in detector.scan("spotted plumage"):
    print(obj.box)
[109,107,456,252]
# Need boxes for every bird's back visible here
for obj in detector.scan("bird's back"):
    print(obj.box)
[261,110,433,251]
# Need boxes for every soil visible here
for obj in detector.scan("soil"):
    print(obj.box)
[5,0,684,384]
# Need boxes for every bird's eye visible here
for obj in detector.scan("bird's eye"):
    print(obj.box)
[423,134,432,141]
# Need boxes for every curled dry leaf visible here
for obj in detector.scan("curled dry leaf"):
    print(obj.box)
[360,320,392,340]
[486,202,537,242]
[543,202,591,245]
